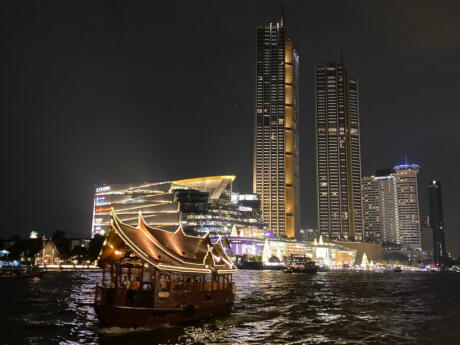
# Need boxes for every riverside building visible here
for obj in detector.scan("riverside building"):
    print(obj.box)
[394,164,421,249]
[253,9,300,238]
[315,54,364,242]
[91,176,265,238]
[362,171,399,244]
[361,164,421,249]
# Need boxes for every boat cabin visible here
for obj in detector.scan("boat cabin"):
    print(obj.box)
[95,210,237,326]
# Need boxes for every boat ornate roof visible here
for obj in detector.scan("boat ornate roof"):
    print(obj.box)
[98,209,237,274]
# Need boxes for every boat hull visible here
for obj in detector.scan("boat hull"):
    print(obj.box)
[95,302,233,327]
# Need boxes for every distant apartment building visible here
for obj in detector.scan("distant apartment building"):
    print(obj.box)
[362,164,421,249]
[362,171,399,244]
[394,164,421,249]
[315,54,363,242]
[253,10,300,238]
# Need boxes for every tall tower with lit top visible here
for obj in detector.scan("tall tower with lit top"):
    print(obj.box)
[253,8,299,238]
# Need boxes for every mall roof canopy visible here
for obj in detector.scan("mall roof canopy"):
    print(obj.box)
[172,175,235,200]
[98,209,236,274]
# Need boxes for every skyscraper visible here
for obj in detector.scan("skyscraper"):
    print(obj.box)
[393,164,421,249]
[315,54,363,241]
[362,173,399,244]
[428,180,447,265]
[253,9,299,238]
[361,165,422,249]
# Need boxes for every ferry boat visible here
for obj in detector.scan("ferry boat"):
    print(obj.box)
[284,255,317,273]
[94,210,237,327]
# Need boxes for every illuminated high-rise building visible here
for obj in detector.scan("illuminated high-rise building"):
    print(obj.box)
[362,172,399,244]
[253,9,299,238]
[393,164,421,249]
[315,54,363,241]
[428,179,446,265]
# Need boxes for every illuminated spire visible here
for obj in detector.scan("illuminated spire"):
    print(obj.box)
[276,247,283,262]
[280,5,285,27]
[262,239,271,264]
[230,225,238,237]
[361,253,369,267]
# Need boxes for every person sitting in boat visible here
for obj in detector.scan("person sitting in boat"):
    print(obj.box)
[184,277,193,292]
[174,275,184,291]
[130,277,140,291]
[165,274,171,291]
[126,277,140,304]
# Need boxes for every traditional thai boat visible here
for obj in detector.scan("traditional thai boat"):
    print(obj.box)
[94,210,237,327]
[283,255,317,273]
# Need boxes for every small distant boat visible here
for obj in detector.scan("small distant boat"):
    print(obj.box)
[0,266,47,278]
[94,210,237,327]
[236,261,264,270]
[284,255,317,273]
[393,266,402,272]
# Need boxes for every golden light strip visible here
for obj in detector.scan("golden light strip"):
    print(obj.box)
[158,264,211,273]
[217,269,238,274]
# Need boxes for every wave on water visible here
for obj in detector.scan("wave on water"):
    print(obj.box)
[95,323,175,335]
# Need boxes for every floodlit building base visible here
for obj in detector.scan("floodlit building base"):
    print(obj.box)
[227,237,357,267]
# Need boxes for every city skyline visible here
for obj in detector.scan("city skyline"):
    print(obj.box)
[1,1,459,254]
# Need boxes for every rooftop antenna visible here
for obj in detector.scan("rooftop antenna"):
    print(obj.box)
[405,155,408,165]
[280,5,285,27]
[340,48,345,66]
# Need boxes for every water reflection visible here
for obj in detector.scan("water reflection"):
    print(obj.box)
[0,270,459,344]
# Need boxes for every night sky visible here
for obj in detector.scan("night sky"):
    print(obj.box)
[1,1,459,254]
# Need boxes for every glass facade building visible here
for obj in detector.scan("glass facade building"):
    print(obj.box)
[253,10,300,238]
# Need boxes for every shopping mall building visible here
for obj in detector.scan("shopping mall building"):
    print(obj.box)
[91,176,265,237]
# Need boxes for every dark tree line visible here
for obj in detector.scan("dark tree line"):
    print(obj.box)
[0,232,106,263]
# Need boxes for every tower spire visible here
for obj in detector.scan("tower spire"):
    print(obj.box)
[280,5,285,27]
[340,48,345,66]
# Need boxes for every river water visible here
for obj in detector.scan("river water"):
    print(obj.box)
[0,270,459,345]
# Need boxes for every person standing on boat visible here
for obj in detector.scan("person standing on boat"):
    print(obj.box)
[123,276,131,289]
[159,273,165,291]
